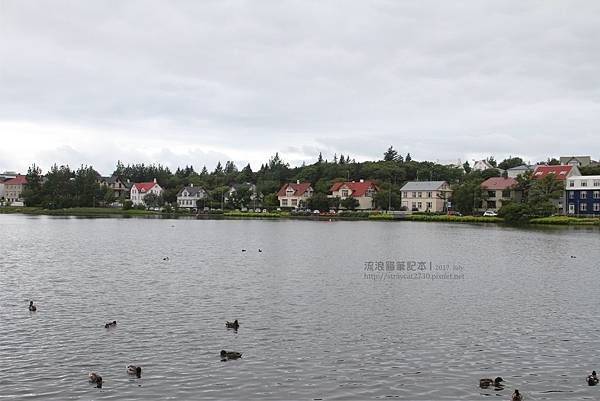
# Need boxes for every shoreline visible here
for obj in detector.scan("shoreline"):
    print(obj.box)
[1,207,599,226]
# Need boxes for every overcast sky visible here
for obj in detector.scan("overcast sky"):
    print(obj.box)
[1,1,600,175]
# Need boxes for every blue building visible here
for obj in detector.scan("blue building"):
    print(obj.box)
[566,176,600,216]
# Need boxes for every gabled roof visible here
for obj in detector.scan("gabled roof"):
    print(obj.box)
[329,180,379,196]
[507,164,533,171]
[4,175,27,185]
[277,182,312,197]
[400,181,448,191]
[177,186,206,196]
[481,177,518,190]
[533,165,576,181]
[132,182,158,192]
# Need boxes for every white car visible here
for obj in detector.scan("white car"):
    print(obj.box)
[313,210,320,214]
[483,210,498,217]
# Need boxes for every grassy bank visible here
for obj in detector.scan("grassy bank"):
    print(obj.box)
[529,216,600,225]
[223,211,289,218]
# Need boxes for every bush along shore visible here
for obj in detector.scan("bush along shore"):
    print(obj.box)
[2,206,599,226]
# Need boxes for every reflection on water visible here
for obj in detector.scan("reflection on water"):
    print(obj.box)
[1,215,599,400]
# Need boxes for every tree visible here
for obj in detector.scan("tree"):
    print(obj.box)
[529,174,563,205]
[450,178,485,214]
[262,193,279,209]
[143,192,162,209]
[383,146,399,162]
[214,162,223,175]
[22,164,43,206]
[498,202,530,224]
[462,161,472,174]
[317,152,324,163]
[498,156,524,170]
[515,170,534,203]
[487,156,497,167]
[546,158,560,165]
[341,196,359,210]
[405,153,412,162]
[306,193,330,211]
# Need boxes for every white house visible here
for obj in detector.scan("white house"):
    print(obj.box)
[400,181,451,212]
[130,178,163,206]
[177,184,207,209]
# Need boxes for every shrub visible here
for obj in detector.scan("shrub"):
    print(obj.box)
[122,200,133,210]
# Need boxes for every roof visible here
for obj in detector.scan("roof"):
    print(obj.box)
[329,180,379,196]
[533,165,575,181]
[277,182,312,197]
[132,182,158,192]
[507,165,532,171]
[177,186,206,196]
[400,181,448,191]
[481,177,518,190]
[4,175,27,185]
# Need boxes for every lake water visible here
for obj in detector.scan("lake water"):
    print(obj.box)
[1,215,600,400]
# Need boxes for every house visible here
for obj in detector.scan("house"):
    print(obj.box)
[480,177,521,211]
[506,164,534,178]
[4,175,28,206]
[97,175,131,202]
[472,159,497,171]
[329,180,379,210]
[400,181,451,213]
[566,175,600,216]
[0,178,6,202]
[177,184,207,209]
[560,156,596,167]
[225,182,258,201]
[130,178,163,206]
[532,165,581,214]
[277,181,313,209]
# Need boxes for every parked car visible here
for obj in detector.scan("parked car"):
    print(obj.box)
[447,211,462,216]
[483,210,498,217]
[313,210,320,214]
[254,208,261,212]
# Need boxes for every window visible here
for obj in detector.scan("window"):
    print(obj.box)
[282,199,288,206]
[502,189,511,198]
[418,192,422,198]
[569,181,575,187]
[341,189,349,197]
[417,202,422,209]
[427,192,432,198]
[582,181,588,187]
[594,191,600,199]
[569,191,575,199]
[580,203,587,212]
[412,192,416,198]
[487,200,497,209]
[411,202,416,208]
[426,202,432,209]
[581,191,587,199]
[594,180,600,187]
[594,203,600,212]
[488,191,495,198]
[291,199,297,206]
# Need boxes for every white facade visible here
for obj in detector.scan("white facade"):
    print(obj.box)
[177,185,207,209]
[566,175,600,190]
[130,180,163,206]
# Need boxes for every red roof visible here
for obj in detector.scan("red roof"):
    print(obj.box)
[533,165,573,181]
[481,177,517,190]
[329,180,379,197]
[277,182,312,197]
[132,182,157,192]
[4,175,27,185]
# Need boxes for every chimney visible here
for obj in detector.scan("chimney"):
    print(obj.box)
[360,179,364,183]
[296,179,300,184]
[153,178,157,183]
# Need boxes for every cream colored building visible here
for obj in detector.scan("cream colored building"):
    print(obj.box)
[329,180,379,210]
[277,181,313,209]
[400,181,451,212]
[4,175,27,206]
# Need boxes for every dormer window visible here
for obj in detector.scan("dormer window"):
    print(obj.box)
[341,189,349,197]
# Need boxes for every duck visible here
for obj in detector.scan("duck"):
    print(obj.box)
[588,370,598,386]
[225,319,239,329]
[163,257,170,261]
[512,389,523,401]
[104,320,117,329]
[221,350,242,360]
[28,301,37,312]
[241,249,247,252]
[127,365,142,378]
[479,377,503,388]
[258,249,262,253]
[89,372,103,388]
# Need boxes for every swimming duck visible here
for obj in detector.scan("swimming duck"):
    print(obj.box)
[225,319,239,329]
[258,249,262,252]
[512,390,523,401]
[479,377,503,388]
[241,249,247,252]
[163,257,170,261]
[221,350,242,360]
[104,320,117,329]
[29,301,37,312]
[89,372,103,388]
[127,365,142,378]
[588,371,598,386]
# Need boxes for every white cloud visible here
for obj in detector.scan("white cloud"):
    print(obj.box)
[1,0,600,174]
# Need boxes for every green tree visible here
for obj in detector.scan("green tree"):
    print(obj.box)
[262,193,279,209]
[143,192,162,209]
[383,146,399,162]
[498,202,530,224]
[306,193,330,211]
[341,196,359,210]
[498,156,524,170]
[450,178,485,214]
[22,164,43,206]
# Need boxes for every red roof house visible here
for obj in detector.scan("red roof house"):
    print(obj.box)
[481,177,517,190]
[277,181,314,209]
[533,165,580,181]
